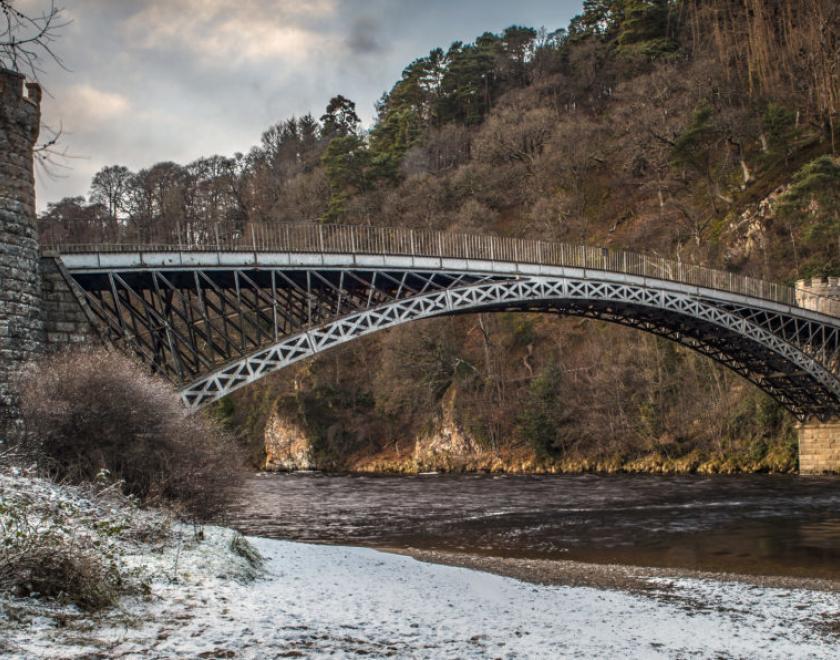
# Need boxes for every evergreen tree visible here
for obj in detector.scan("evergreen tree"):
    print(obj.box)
[320,135,371,222]
[762,103,798,158]
[320,95,361,138]
[499,26,538,86]
[616,0,678,57]
[569,0,626,38]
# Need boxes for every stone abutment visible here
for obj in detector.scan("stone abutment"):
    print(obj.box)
[796,278,840,473]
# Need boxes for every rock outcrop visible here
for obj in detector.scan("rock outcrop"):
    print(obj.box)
[412,389,493,472]
[263,412,314,471]
[723,185,786,266]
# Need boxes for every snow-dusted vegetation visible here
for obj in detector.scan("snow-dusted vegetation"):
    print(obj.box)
[0,468,262,657]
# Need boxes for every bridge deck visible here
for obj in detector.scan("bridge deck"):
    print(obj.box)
[55,250,840,328]
[40,222,840,318]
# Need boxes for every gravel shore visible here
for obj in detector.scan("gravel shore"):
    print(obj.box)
[384,546,840,595]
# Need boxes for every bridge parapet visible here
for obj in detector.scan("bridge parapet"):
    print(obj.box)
[40,223,840,317]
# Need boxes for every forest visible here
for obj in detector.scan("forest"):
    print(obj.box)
[40,0,840,472]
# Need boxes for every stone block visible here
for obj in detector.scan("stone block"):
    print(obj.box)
[51,321,78,333]
[798,421,840,474]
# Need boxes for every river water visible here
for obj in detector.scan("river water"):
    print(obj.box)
[229,473,840,580]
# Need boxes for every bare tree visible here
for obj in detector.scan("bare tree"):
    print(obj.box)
[0,0,67,77]
[90,164,132,220]
[1,1,71,178]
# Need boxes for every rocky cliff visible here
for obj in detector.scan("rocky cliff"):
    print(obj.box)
[263,413,315,471]
[261,385,798,475]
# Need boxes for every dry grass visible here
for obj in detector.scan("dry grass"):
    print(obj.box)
[0,535,122,610]
[0,472,127,610]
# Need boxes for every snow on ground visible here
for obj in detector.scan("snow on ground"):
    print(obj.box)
[4,532,840,658]
[2,469,839,658]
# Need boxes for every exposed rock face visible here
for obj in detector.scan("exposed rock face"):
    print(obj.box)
[723,185,786,266]
[0,69,43,440]
[262,390,498,473]
[413,390,492,472]
[263,412,314,471]
[350,388,513,473]
[262,386,801,475]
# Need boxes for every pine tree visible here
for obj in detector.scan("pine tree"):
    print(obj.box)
[616,0,678,58]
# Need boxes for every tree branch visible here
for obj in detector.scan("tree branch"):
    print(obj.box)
[0,1,69,78]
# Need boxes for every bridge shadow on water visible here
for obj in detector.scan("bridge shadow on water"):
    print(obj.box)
[230,472,840,580]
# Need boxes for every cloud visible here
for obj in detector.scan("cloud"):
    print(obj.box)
[346,16,386,55]
[32,0,577,211]
[121,0,337,65]
[60,84,131,121]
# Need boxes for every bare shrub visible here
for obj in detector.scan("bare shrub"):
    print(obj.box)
[17,348,242,521]
[0,499,122,610]
[0,536,121,610]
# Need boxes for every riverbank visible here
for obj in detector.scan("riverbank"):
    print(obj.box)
[4,536,840,657]
[261,404,802,475]
[348,451,801,475]
[3,470,840,657]
[383,546,840,594]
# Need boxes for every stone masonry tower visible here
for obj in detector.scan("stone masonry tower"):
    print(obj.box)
[0,68,43,441]
[795,278,840,474]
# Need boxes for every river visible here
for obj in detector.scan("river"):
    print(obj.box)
[230,472,840,580]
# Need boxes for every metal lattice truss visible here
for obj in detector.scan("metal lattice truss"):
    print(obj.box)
[59,260,840,421]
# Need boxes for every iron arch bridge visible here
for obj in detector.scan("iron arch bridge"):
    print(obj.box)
[43,224,840,420]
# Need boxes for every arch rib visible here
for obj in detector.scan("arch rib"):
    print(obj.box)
[178,276,840,418]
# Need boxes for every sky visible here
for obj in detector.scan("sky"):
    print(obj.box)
[19,0,580,210]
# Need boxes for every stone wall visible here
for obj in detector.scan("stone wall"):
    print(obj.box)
[795,277,840,316]
[40,257,100,351]
[794,278,840,473]
[798,421,840,474]
[0,69,42,440]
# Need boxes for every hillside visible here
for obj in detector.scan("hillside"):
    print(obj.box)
[40,0,840,473]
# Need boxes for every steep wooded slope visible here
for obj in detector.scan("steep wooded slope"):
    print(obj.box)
[42,1,840,471]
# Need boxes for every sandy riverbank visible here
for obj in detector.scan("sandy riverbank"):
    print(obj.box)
[4,535,840,658]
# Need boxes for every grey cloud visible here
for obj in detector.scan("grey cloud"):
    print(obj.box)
[345,16,386,55]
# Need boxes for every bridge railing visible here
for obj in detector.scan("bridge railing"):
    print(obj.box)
[41,223,840,317]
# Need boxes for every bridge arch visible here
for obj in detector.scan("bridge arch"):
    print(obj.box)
[171,270,840,419]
